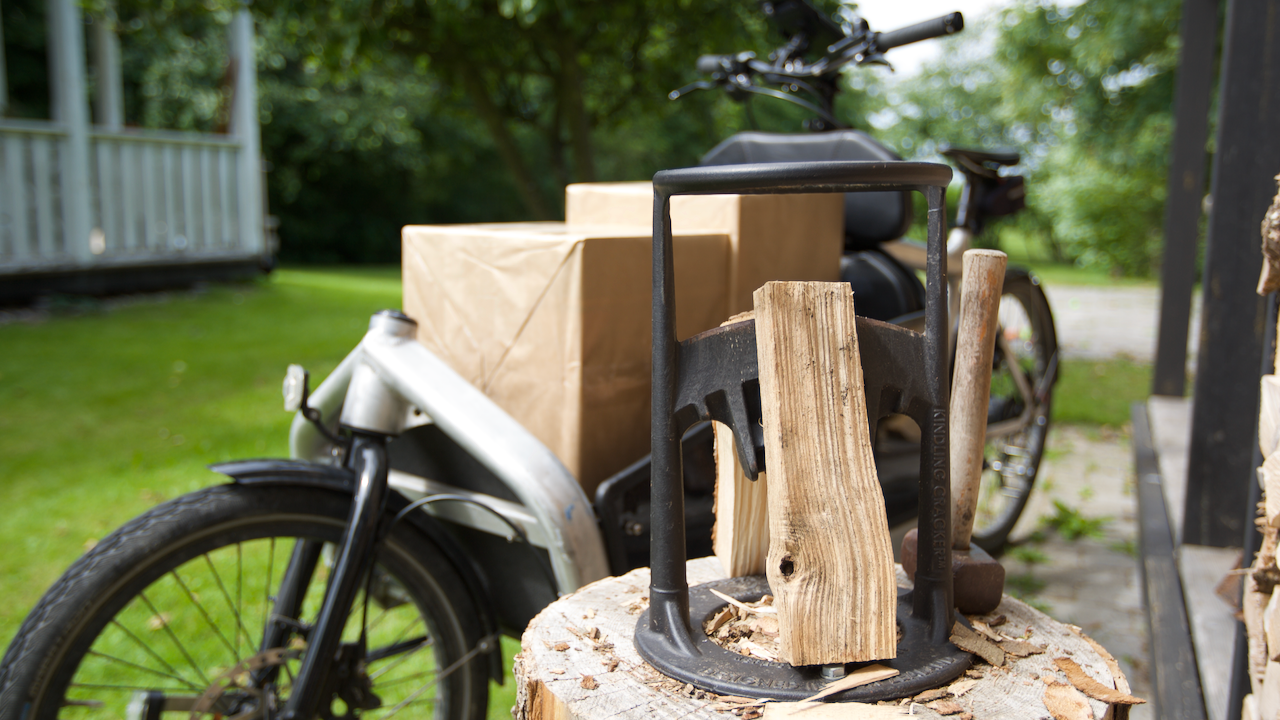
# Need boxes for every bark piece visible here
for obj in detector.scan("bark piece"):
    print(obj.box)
[1258,174,1280,296]
[951,622,1006,667]
[1043,682,1094,720]
[754,282,897,665]
[1000,638,1046,658]
[928,699,966,715]
[1052,657,1145,705]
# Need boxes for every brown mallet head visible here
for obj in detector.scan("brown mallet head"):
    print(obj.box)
[900,527,1006,615]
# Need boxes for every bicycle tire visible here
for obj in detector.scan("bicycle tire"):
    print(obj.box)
[969,269,1057,553]
[0,484,490,720]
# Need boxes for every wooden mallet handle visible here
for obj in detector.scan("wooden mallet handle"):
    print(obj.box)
[950,249,1008,550]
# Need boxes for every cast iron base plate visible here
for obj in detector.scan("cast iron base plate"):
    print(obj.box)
[635,576,971,701]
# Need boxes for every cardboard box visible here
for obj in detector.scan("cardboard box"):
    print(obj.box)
[403,222,731,493]
[565,182,844,314]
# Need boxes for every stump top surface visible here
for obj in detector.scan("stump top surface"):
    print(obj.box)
[515,557,1139,720]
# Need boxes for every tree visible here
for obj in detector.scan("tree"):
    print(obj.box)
[866,0,1184,275]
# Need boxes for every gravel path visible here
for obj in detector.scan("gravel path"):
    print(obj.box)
[1044,283,1200,363]
[1012,283,1162,717]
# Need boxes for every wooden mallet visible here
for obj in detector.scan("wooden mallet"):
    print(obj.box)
[902,249,1008,614]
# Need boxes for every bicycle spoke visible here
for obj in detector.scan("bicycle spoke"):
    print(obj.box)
[368,637,432,680]
[82,649,203,691]
[379,637,490,718]
[139,591,212,687]
[168,567,240,661]
[69,682,197,692]
[105,618,188,684]
[237,542,244,653]
[204,551,254,660]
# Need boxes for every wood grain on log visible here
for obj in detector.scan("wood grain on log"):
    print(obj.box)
[1259,376,1280,458]
[754,281,896,665]
[711,310,771,578]
[712,421,770,577]
[515,558,1134,720]
[948,250,1008,549]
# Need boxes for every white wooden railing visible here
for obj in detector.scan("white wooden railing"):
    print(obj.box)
[0,4,264,279]
[0,121,257,271]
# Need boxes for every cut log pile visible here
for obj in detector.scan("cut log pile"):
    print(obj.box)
[1243,176,1280,720]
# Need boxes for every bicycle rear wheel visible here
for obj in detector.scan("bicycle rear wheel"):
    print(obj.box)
[0,484,490,720]
[969,269,1057,553]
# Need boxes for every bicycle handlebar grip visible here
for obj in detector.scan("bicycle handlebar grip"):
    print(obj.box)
[875,12,964,50]
[697,54,731,75]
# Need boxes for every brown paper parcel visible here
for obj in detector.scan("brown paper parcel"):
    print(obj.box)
[403,222,730,494]
[565,182,844,315]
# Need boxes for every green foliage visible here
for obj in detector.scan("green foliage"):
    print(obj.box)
[1040,499,1108,540]
[1,0,51,119]
[1005,572,1048,597]
[1009,545,1050,565]
[868,0,1184,276]
[1053,357,1153,427]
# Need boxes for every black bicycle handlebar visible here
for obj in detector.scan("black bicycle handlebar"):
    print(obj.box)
[697,54,730,75]
[874,12,964,51]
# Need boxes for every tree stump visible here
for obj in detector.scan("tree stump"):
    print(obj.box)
[515,557,1144,720]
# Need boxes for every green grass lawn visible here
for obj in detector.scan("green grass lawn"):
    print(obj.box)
[0,264,1153,717]
[0,267,532,718]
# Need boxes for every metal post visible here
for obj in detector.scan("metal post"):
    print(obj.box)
[0,2,8,117]
[229,9,264,258]
[1183,0,1280,547]
[91,4,123,130]
[47,0,93,263]
[1153,0,1219,397]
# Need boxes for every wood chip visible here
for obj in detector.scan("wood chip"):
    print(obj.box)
[969,619,1004,643]
[799,664,899,702]
[737,639,779,662]
[707,606,734,635]
[553,642,569,652]
[1000,638,1046,658]
[581,674,598,690]
[548,669,565,675]
[951,622,1005,667]
[986,613,1007,627]
[913,687,950,703]
[604,658,619,672]
[948,679,979,697]
[709,587,778,614]
[583,608,597,619]
[1053,657,1146,705]
[1043,681,1094,720]
[927,699,965,715]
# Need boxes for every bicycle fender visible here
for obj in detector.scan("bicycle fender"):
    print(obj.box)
[210,458,506,683]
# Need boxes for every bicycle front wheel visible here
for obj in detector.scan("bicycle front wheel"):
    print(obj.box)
[0,484,491,720]
[970,269,1057,553]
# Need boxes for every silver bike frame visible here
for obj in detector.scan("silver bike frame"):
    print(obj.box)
[288,313,611,595]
